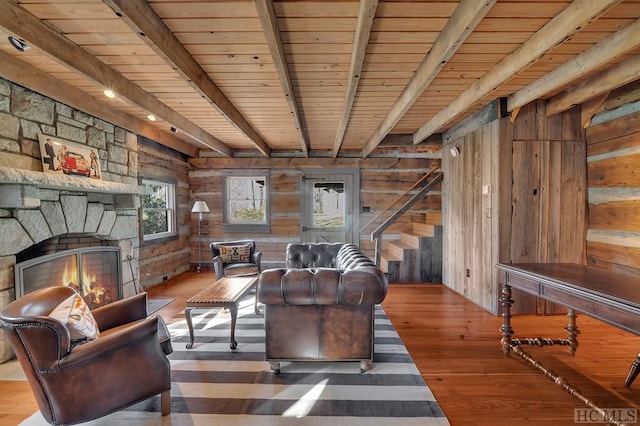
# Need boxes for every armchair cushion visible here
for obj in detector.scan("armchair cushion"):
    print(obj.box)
[49,292,100,343]
[219,243,252,263]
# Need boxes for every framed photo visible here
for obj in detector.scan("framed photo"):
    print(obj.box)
[38,134,102,180]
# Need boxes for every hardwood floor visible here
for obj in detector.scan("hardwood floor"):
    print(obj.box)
[2,271,639,425]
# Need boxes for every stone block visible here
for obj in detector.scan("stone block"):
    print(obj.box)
[0,95,9,113]
[56,122,86,143]
[0,152,41,170]
[60,195,88,233]
[115,127,126,143]
[0,255,16,291]
[87,126,107,150]
[56,102,73,118]
[108,144,128,165]
[84,203,105,233]
[0,218,33,256]
[94,118,114,134]
[108,162,129,176]
[11,86,54,125]
[0,80,9,97]
[0,137,20,153]
[125,132,137,150]
[20,119,40,140]
[39,189,60,201]
[128,151,138,176]
[40,201,67,236]
[114,194,139,209]
[20,138,40,158]
[0,112,19,139]
[72,110,94,125]
[97,210,116,235]
[15,209,52,244]
[0,184,40,208]
[109,215,138,240]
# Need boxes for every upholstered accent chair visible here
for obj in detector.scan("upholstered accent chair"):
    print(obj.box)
[0,286,172,425]
[211,239,262,279]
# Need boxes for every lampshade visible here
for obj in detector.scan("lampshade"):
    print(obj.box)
[191,200,209,213]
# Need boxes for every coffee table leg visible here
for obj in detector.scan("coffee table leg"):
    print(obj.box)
[185,307,195,349]
[229,304,238,350]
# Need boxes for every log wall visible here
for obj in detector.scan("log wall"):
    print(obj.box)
[138,137,192,288]
[586,110,640,274]
[189,145,441,271]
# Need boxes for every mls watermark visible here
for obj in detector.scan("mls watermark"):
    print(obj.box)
[575,408,638,424]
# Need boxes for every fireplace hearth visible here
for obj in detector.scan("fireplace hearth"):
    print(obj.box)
[15,246,122,309]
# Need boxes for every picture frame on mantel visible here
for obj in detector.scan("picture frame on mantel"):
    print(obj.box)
[38,134,102,180]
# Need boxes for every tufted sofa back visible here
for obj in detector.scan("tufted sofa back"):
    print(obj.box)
[259,243,387,306]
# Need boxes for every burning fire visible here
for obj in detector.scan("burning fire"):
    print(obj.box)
[61,258,109,308]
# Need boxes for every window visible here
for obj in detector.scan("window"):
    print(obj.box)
[141,179,176,241]
[223,173,270,232]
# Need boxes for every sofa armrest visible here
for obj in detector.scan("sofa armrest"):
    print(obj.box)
[91,292,147,332]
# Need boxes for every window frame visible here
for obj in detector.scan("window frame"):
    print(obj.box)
[140,178,177,242]
[222,171,270,233]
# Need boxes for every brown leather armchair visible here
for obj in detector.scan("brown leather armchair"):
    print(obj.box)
[0,286,172,425]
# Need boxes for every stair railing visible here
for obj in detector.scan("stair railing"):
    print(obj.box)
[362,169,443,266]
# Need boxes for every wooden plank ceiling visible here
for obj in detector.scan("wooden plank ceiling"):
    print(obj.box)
[0,0,639,158]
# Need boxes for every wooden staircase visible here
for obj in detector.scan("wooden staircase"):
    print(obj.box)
[380,212,443,283]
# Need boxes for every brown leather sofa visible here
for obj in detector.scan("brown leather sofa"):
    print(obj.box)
[0,286,172,425]
[258,243,388,373]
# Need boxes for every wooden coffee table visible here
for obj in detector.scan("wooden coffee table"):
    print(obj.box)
[185,276,259,350]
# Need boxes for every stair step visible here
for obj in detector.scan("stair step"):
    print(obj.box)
[380,250,401,282]
[411,223,435,238]
[387,241,416,260]
[425,211,442,225]
[400,232,421,248]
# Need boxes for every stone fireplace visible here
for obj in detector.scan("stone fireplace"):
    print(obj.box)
[0,166,144,362]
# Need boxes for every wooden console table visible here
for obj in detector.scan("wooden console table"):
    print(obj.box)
[185,276,259,350]
[497,263,640,425]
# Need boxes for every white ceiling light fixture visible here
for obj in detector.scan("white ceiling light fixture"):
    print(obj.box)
[147,114,156,121]
[103,89,116,99]
[449,147,460,157]
[8,36,29,52]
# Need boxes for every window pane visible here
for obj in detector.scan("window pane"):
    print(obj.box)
[313,182,345,227]
[226,176,266,224]
[141,179,175,240]
[143,209,168,234]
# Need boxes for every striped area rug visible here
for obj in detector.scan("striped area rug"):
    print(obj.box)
[22,296,450,425]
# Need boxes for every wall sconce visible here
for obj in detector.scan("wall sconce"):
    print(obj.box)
[191,200,210,273]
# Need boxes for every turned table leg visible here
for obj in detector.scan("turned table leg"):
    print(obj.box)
[625,354,640,387]
[229,303,238,350]
[500,283,514,355]
[565,309,580,356]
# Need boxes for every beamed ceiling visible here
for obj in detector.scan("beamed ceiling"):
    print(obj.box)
[0,0,639,158]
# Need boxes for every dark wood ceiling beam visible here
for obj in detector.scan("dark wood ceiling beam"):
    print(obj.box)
[0,50,198,157]
[103,0,271,157]
[0,0,232,157]
[546,54,640,117]
[255,0,308,157]
[508,18,640,114]
[332,0,378,158]
[362,0,496,157]
[413,0,624,145]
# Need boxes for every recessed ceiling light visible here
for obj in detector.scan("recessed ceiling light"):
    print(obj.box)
[8,36,29,52]
[103,89,116,99]
[147,114,156,121]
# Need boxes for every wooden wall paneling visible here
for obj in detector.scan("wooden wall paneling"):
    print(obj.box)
[509,140,541,314]
[586,107,640,144]
[559,140,587,263]
[480,122,495,311]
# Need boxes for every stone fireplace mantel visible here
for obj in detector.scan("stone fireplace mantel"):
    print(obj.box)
[0,166,144,209]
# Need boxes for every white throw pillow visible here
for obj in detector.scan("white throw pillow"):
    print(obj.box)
[49,292,100,343]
